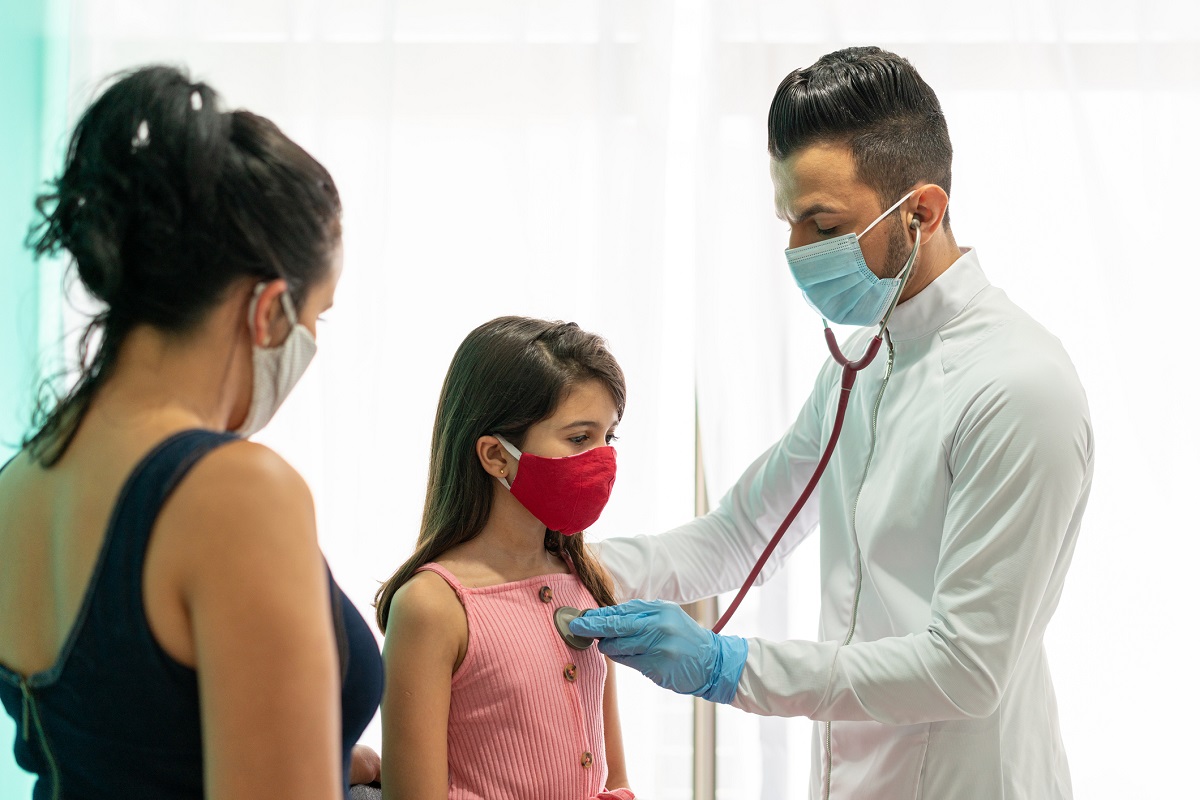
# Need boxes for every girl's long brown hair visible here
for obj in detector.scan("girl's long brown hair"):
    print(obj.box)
[375,316,625,631]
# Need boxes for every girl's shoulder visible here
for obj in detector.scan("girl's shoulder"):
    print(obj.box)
[392,567,463,614]
[384,567,470,674]
[385,568,467,645]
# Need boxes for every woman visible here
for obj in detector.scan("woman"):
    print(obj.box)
[0,65,381,799]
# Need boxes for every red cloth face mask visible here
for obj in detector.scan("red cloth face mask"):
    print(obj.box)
[495,435,617,535]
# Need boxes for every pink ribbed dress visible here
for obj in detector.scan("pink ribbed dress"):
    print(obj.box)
[416,562,635,800]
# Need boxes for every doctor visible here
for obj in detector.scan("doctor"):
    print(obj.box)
[571,47,1093,799]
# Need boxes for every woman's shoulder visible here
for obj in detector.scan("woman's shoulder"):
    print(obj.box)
[184,438,310,499]
[169,438,312,525]
[156,438,320,579]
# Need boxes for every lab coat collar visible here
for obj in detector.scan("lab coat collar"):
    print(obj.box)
[886,247,990,342]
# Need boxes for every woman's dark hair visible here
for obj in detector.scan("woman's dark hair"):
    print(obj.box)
[24,64,342,465]
[768,46,953,226]
[375,316,626,631]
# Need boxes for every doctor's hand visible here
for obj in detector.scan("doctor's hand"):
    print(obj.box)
[569,599,748,704]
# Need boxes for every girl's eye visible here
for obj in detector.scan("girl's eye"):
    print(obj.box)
[605,433,620,445]
[569,434,589,445]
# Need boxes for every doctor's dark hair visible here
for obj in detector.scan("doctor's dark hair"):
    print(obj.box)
[23,64,341,466]
[375,316,626,631]
[768,46,953,226]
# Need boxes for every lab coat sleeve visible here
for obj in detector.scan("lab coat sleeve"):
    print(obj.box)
[594,360,834,605]
[733,354,1094,722]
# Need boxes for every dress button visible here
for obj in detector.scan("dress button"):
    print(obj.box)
[563,664,578,683]
[581,751,593,768]
[538,586,553,603]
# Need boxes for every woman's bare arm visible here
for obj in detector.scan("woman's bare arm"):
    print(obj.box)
[160,442,342,800]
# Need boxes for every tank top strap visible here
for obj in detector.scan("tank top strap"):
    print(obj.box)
[96,429,240,656]
[414,562,468,602]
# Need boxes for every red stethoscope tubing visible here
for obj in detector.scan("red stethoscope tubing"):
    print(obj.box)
[710,333,881,634]
[709,222,920,635]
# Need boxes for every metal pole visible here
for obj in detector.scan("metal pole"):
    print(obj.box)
[683,395,717,800]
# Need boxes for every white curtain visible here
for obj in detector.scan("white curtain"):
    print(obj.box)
[58,1,1198,798]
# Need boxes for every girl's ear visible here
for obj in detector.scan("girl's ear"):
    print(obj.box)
[476,435,512,481]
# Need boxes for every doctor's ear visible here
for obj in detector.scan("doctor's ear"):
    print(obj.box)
[475,435,511,480]
[908,184,949,235]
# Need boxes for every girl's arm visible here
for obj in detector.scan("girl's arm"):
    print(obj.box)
[381,571,466,800]
[602,656,631,790]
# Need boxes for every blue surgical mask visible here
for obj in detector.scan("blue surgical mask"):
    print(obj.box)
[784,190,916,327]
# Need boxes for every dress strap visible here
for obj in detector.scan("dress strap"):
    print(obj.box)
[96,430,241,672]
[414,562,467,601]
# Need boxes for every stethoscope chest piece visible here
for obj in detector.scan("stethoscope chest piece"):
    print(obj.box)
[553,606,594,650]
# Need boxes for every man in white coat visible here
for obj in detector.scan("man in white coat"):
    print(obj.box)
[571,46,1093,800]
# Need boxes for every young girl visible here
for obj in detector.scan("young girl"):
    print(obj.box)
[375,316,636,800]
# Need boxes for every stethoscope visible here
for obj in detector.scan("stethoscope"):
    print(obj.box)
[709,217,922,633]
[554,218,923,648]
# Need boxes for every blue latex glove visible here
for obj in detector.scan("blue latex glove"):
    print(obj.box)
[569,599,748,704]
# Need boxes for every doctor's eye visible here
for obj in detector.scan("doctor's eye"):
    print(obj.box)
[815,224,837,236]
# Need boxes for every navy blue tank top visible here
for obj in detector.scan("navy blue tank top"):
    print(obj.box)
[0,430,383,799]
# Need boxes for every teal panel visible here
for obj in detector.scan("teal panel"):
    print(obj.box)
[0,0,67,462]
[0,0,67,793]
[0,0,45,460]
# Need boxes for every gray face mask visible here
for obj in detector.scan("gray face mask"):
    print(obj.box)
[234,283,317,437]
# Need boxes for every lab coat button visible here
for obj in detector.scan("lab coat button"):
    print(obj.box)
[581,751,593,768]
[563,664,577,682]
[538,586,553,603]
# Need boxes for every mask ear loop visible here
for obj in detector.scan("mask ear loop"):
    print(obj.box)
[247,282,299,347]
[857,189,917,241]
[279,288,300,326]
[493,435,522,489]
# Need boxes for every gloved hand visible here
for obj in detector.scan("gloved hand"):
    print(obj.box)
[569,599,748,704]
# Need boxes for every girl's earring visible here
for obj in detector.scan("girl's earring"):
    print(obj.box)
[499,467,507,476]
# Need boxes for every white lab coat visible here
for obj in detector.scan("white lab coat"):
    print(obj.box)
[596,249,1093,800]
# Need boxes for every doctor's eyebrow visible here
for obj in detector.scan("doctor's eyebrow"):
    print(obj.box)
[785,203,841,224]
